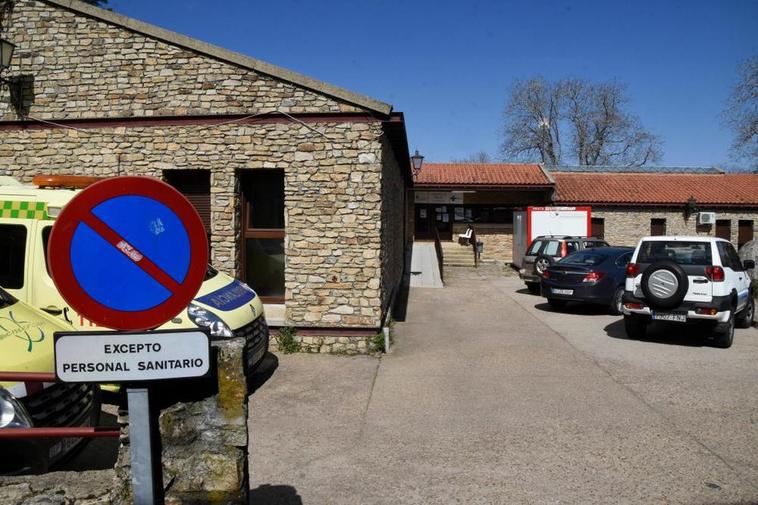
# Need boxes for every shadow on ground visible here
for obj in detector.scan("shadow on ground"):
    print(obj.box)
[534,301,614,317]
[604,319,717,348]
[249,484,302,505]
[248,353,279,395]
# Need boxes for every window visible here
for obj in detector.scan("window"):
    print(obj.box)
[0,224,27,289]
[42,226,53,275]
[738,220,754,249]
[565,241,580,254]
[715,219,731,241]
[164,170,211,245]
[637,240,712,265]
[615,251,633,267]
[543,241,560,256]
[591,218,605,239]
[650,218,666,236]
[527,240,544,255]
[560,252,604,266]
[241,170,285,301]
[717,241,743,271]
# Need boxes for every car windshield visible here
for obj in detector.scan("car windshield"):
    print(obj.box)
[637,241,712,265]
[205,264,219,280]
[0,287,17,309]
[559,252,606,266]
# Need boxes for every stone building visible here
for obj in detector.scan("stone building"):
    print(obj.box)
[412,164,758,263]
[0,0,411,351]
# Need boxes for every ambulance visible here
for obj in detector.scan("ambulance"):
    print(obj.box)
[0,286,101,474]
[0,175,269,381]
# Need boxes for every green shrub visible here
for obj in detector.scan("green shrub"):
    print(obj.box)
[276,326,301,354]
[370,332,385,353]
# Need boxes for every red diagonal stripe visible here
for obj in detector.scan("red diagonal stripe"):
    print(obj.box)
[80,213,182,293]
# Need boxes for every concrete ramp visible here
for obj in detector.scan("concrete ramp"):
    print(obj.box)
[409,242,443,288]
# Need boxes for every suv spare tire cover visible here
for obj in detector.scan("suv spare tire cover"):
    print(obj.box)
[640,260,689,309]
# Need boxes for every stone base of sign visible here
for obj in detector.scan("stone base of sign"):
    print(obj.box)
[0,338,250,505]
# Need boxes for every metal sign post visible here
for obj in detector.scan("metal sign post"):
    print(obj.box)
[48,176,210,504]
[128,387,163,505]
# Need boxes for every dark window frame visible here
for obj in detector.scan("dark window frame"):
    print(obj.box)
[0,224,28,289]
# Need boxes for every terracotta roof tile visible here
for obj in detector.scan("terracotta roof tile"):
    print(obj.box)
[553,173,758,207]
[415,163,551,186]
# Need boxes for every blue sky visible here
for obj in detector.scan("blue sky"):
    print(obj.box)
[109,0,757,168]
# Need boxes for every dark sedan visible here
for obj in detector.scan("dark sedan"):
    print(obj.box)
[540,247,633,314]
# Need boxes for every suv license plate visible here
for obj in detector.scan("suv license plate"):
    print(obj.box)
[652,312,686,323]
[552,288,573,295]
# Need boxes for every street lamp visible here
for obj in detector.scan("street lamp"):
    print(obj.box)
[685,196,698,219]
[410,150,424,179]
[0,37,15,72]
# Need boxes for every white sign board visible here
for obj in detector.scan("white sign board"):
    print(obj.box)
[55,330,210,383]
[414,191,465,204]
[529,207,589,238]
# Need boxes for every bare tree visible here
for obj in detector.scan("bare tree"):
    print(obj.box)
[501,78,562,165]
[454,151,492,163]
[501,77,662,166]
[723,56,757,165]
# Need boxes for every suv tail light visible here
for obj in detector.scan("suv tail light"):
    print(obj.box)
[705,266,724,282]
[625,263,640,278]
[582,271,605,283]
[560,242,568,257]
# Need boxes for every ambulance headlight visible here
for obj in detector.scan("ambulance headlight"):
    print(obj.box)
[187,303,233,338]
[0,388,33,429]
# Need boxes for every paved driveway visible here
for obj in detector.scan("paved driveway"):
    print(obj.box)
[249,266,758,504]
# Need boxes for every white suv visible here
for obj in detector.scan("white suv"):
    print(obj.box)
[623,236,755,348]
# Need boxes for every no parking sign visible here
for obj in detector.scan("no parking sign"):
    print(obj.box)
[48,176,208,330]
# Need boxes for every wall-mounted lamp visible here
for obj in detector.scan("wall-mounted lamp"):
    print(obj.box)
[410,150,424,179]
[684,195,698,219]
[0,37,15,74]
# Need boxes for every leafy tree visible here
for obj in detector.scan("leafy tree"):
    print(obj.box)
[501,77,662,166]
[723,56,757,166]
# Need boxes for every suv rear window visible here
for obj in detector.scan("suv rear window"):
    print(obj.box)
[543,241,560,256]
[584,240,609,248]
[527,240,544,255]
[637,241,712,265]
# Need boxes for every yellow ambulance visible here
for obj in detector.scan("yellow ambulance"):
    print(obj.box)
[0,175,269,379]
[0,286,101,474]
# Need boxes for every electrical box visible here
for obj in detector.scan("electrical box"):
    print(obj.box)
[698,212,716,225]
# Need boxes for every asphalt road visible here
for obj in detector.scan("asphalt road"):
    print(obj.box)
[248,266,758,505]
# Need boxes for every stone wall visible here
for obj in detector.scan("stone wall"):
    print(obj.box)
[1,120,389,329]
[1,0,363,121]
[452,223,514,263]
[0,339,250,505]
[591,207,758,247]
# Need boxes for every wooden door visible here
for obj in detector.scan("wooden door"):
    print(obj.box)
[738,220,754,248]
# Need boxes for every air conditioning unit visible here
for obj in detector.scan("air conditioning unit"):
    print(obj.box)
[698,212,716,225]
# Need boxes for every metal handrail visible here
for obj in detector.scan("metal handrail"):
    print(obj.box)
[0,371,120,439]
[433,225,444,282]
[470,226,479,268]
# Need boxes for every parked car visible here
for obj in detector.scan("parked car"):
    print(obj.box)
[520,235,610,294]
[540,247,634,314]
[623,236,755,348]
[0,287,101,475]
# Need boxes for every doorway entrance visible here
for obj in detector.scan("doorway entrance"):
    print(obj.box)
[414,205,452,241]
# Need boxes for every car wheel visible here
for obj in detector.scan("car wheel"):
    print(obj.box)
[526,282,540,295]
[713,310,735,349]
[609,286,625,315]
[623,314,647,339]
[640,260,689,310]
[735,297,754,329]
[533,255,553,275]
[547,298,567,310]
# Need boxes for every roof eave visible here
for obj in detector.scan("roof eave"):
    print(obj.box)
[43,0,393,116]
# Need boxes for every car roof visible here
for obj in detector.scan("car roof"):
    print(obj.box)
[639,236,728,243]
[533,235,605,240]
[572,246,633,255]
